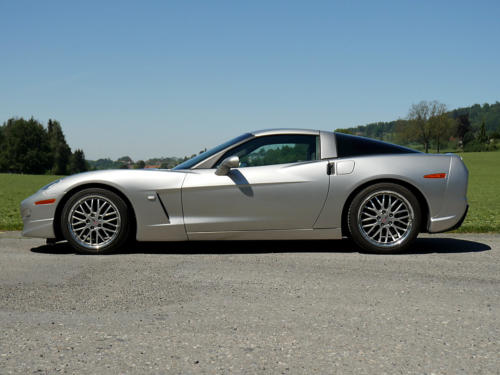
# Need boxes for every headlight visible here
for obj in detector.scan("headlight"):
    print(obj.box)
[40,179,62,191]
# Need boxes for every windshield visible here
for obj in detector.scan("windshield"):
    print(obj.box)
[173,133,252,170]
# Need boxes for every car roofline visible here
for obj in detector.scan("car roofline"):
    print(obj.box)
[250,128,320,137]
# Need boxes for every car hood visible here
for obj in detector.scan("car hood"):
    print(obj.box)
[40,169,188,198]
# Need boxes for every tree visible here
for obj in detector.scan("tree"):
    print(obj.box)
[477,121,488,144]
[69,149,88,174]
[47,119,72,175]
[134,160,145,169]
[117,156,133,167]
[490,130,500,140]
[87,158,122,170]
[0,125,5,171]
[427,102,452,153]
[394,119,413,145]
[0,118,51,174]
[407,101,432,153]
[406,100,450,153]
[456,114,472,148]
[335,128,355,135]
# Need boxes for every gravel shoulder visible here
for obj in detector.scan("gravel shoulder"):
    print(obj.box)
[0,232,499,374]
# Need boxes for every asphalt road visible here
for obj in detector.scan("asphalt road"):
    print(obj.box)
[0,232,498,374]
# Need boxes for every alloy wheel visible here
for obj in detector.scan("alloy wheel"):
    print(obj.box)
[67,195,122,250]
[357,190,414,248]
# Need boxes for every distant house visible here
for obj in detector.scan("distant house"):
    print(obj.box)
[144,164,161,169]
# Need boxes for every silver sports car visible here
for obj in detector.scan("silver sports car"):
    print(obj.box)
[21,129,468,254]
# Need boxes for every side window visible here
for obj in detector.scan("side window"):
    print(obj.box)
[334,133,419,157]
[216,135,319,167]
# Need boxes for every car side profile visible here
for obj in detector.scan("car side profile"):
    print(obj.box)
[21,129,469,254]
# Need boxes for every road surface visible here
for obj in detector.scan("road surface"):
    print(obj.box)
[0,232,498,374]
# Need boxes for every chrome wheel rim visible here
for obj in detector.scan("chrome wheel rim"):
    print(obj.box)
[68,195,121,250]
[357,190,414,248]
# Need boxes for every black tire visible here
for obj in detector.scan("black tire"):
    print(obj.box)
[347,183,421,254]
[60,188,131,254]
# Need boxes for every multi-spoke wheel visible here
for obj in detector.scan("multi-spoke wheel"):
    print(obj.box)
[61,188,131,254]
[347,183,421,253]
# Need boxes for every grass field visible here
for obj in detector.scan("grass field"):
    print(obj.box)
[456,151,500,232]
[0,174,62,231]
[0,151,499,233]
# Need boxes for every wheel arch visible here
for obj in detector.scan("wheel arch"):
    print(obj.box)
[53,183,137,241]
[340,178,430,237]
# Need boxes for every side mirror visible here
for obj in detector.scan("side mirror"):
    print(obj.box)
[215,156,240,176]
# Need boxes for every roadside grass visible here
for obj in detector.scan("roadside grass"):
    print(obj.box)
[0,174,61,231]
[0,151,499,233]
[455,150,500,233]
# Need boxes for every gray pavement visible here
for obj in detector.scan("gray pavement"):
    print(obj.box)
[0,231,498,374]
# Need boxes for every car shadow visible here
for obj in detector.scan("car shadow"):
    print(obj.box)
[30,236,491,255]
[399,237,491,254]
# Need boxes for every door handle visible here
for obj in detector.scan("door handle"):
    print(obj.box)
[327,162,335,175]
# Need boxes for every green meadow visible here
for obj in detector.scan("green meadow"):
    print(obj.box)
[0,174,62,231]
[456,151,500,233]
[0,151,499,233]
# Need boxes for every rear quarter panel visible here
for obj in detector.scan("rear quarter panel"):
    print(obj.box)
[314,154,453,230]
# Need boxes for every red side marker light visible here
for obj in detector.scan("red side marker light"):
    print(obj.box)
[424,173,446,179]
[35,198,56,205]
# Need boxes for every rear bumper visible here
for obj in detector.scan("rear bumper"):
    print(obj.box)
[428,154,468,233]
[428,204,468,233]
[449,204,468,231]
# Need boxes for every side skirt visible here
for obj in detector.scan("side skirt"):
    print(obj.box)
[187,228,342,241]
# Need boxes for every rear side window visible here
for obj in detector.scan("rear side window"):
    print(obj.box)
[335,133,419,158]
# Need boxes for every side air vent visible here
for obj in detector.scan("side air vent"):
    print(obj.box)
[156,193,170,223]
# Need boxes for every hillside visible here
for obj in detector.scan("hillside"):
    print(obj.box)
[337,101,500,143]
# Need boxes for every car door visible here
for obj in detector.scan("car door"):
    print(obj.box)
[181,134,330,233]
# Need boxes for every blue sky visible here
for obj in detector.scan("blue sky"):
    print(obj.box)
[1,0,499,160]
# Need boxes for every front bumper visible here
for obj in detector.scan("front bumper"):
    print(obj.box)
[20,192,57,239]
[22,218,55,238]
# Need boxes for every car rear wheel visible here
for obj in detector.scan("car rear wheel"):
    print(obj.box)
[61,188,130,254]
[347,183,421,254]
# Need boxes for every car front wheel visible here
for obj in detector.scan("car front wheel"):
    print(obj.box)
[61,188,131,254]
[347,183,421,254]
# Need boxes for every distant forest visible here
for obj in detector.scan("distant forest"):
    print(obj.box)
[86,153,202,171]
[0,118,87,175]
[337,101,500,153]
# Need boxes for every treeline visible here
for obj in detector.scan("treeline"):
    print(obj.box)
[87,156,182,170]
[337,101,500,152]
[0,118,88,175]
[87,151,207,170]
